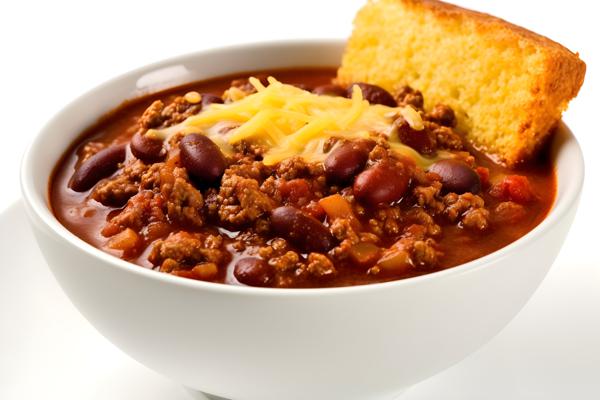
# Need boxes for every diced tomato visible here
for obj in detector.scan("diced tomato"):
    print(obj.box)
[303,201,326,221]
[106,228,140,251]
[490,175,536,204]
[279,179,311,204]
[318,194,361,231]
[349,242,381,267]
[376,248,412,276]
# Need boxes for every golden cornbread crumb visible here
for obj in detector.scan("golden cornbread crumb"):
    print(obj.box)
[337,0,586,165]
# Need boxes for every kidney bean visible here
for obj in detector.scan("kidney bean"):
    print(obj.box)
[69,144,126,192]
[347,83,397,107]
[130,132,165,163]
[179,134,226,183]
[353,162,410,206]
[395,118,436,155]
[201,93,224,107]
[428,159,481,194]
[234,257,274,287]
[324,141,370,184]
[313,84,346,97]
[270,206,335,253]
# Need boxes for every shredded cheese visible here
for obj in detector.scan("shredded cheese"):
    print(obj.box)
[156,77,443,167]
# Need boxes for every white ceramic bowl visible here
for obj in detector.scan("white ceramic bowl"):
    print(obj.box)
[20,40,584,400]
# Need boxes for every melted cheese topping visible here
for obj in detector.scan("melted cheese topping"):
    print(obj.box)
[157,77,442,167]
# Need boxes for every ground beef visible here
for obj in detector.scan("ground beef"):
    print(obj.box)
[443,192,489,230]
[369,206,404,237]
[139,97,202,131]
[306,253,336,278]
[101,190,164,237]
[427,104,456,128]
[493,201,527,224]
[148,231,227,272]
[425,123,464,150]
[79,141,106,162]
[100,160,204,236]
[368,144,391,163]
[217,173,276,226]
[160,97,202,126]
[92,160,148,206]
[394,85,424,109]
[413,181,444,214]
[267,250,301,272]
[275,157,325,180]
[462,208,490,230]
[406,208,442,237]
[139,100,166,130]
[370,224,442,275]
[161,167,204,228]
[329,218,361,261]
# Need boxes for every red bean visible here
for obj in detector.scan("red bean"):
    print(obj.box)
[347,83,396,107]
[313,84,346,97]
[69,144,126,192]
[179,134,226,183]
[324,141,370,184]
[234,257,274,287]
[130,132,165,163]
[353,162,410,206]
[201,93,224,107]
[270,206,335,253]
[428,159,481,194]
[395,118,436,155]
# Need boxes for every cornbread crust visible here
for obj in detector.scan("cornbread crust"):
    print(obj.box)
[337,0,586,165]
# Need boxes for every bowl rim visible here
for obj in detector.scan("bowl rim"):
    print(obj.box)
[20,39,585,297]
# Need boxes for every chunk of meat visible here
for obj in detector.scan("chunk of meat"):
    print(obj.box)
[138,97,202,131]
[430,124,464,150]
[413,181,444,213]
[161,167,204,228]
[427,104,456,127]
[101,190,165,237]
[394,85,424,109]
[493,201,527,224]
[139,100,166,129]
[92,160,148,206]
[217,173,276,226]
[160,96,202,126]
[372,224,441,275]
[79,141,106,162]
[443,192,489,230]
[148,231,226,272]
[306,253,336,278]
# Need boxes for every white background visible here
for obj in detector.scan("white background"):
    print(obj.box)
[0,0,598,399]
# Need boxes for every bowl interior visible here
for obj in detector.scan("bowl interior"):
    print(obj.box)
[20,39,584,294]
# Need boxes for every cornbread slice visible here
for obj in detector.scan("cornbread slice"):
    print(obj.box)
[337,0,586,165]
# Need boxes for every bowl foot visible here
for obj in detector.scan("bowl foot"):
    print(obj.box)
[183,386,407,400]
[183,387,230,400]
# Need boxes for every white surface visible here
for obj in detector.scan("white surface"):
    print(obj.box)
[2,201,599,399]
[1,0,599,398]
